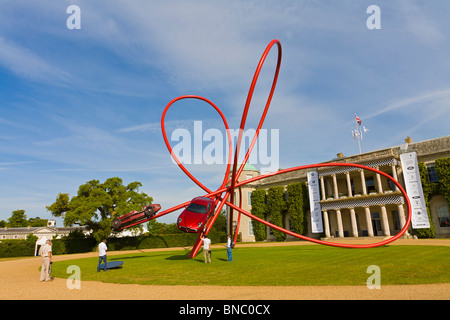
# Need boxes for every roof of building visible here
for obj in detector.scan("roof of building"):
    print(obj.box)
[229,163,259,172]
[0,226,85,235]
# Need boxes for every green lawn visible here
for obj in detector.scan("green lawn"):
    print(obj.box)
[51,244,450,286]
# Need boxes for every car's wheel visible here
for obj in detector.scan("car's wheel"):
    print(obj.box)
[112,217,122,230]
[144,206,154,218]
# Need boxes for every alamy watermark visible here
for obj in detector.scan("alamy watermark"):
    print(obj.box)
[66,265,81,289]
[366,265,381,289]
[65,4,380,31]
[170,121,279,173]
[66,5,81,30]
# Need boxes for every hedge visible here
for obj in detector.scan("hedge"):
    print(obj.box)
[0,233,228,258]
[0,239,36,257]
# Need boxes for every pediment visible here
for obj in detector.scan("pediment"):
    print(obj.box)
[33,227,57,234]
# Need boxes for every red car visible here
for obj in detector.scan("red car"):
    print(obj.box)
[112,204,161,231]
[177,196,215,233]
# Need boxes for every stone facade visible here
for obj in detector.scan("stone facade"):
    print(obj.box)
[228,135,450,242]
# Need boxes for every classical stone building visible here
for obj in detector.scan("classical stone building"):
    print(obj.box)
[227,135,450,242]
[0,219,87,240]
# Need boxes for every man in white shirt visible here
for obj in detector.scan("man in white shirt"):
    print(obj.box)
[39,239,52,281]
[200,235,211,263]
[97,239,108,272]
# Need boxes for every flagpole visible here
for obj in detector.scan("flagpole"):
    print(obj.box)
[353,114,365,154]
[357,126,362,154]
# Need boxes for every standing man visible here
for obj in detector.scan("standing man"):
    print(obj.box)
[97,239,108,272]
[200,235,211,263]
[226,234,233,262]
[39,239,52,282]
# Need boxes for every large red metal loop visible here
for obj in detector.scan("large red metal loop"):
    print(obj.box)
[157,39,411,255]
[161,95,233,194]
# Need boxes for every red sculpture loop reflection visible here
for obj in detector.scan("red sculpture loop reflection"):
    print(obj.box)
[119,39,412,257]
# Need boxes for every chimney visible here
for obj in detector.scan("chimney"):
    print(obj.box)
[405,136,413,143]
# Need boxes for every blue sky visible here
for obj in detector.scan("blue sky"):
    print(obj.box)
[1,0,449,224]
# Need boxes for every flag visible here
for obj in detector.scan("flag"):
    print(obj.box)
[355,114,362,126]
[363,126,369,133]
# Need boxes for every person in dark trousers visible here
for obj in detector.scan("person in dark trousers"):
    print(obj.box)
[226,235,233,262]
[97,239,108,272]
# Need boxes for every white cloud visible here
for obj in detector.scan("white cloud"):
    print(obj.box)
[364,88,450,120]
[0,37,70,82]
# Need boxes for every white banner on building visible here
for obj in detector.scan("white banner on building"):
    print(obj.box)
[307,171,323,233]
[400,152,430,229]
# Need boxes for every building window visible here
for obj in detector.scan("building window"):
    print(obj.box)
[247,191,252,206]
[426,164,439,183]
[366,176,376,193]
[371,212,382,235]
[437,205,450,228]
[322,177,328,198]
[248,221,254,236]
[392,210,400,230]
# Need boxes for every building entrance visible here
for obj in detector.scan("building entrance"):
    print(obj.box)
[371,212,383,236]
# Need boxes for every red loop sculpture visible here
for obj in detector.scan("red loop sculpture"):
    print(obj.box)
[154,39,411,257]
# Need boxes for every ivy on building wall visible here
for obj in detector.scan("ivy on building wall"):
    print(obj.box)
[417,156,450,238]
[267,186,287,241]
[286,182,308,236]
[250,189,268,241]
[435,157,450,204]
[251,182,310,241]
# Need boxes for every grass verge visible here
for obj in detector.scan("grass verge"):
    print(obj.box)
[51,244,450,286]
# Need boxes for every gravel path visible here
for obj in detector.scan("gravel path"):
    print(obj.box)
[1,239,449,300]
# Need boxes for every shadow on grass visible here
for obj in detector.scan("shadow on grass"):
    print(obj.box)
[165,253,190,260]
[110,255,147,261]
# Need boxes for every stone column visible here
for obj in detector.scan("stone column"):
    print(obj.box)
[397,204,406,230]
[332,174,339,198]
[320,176,326,200]
[336,209,344,237]
[360,169,367,195]
[375,166,383,193]
[349,208,358,237]
[345,171,352,197]
[365,207,374,237]
[391,164,399,191]
[323,210,330,238]
[380,205,390,236]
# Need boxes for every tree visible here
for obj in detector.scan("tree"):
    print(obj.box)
[28,217,48,227]
[7,210,28,227]
[209,210,227,237]
[46,177,153,242]
[147,220,181,235]
[251,189,267,241]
